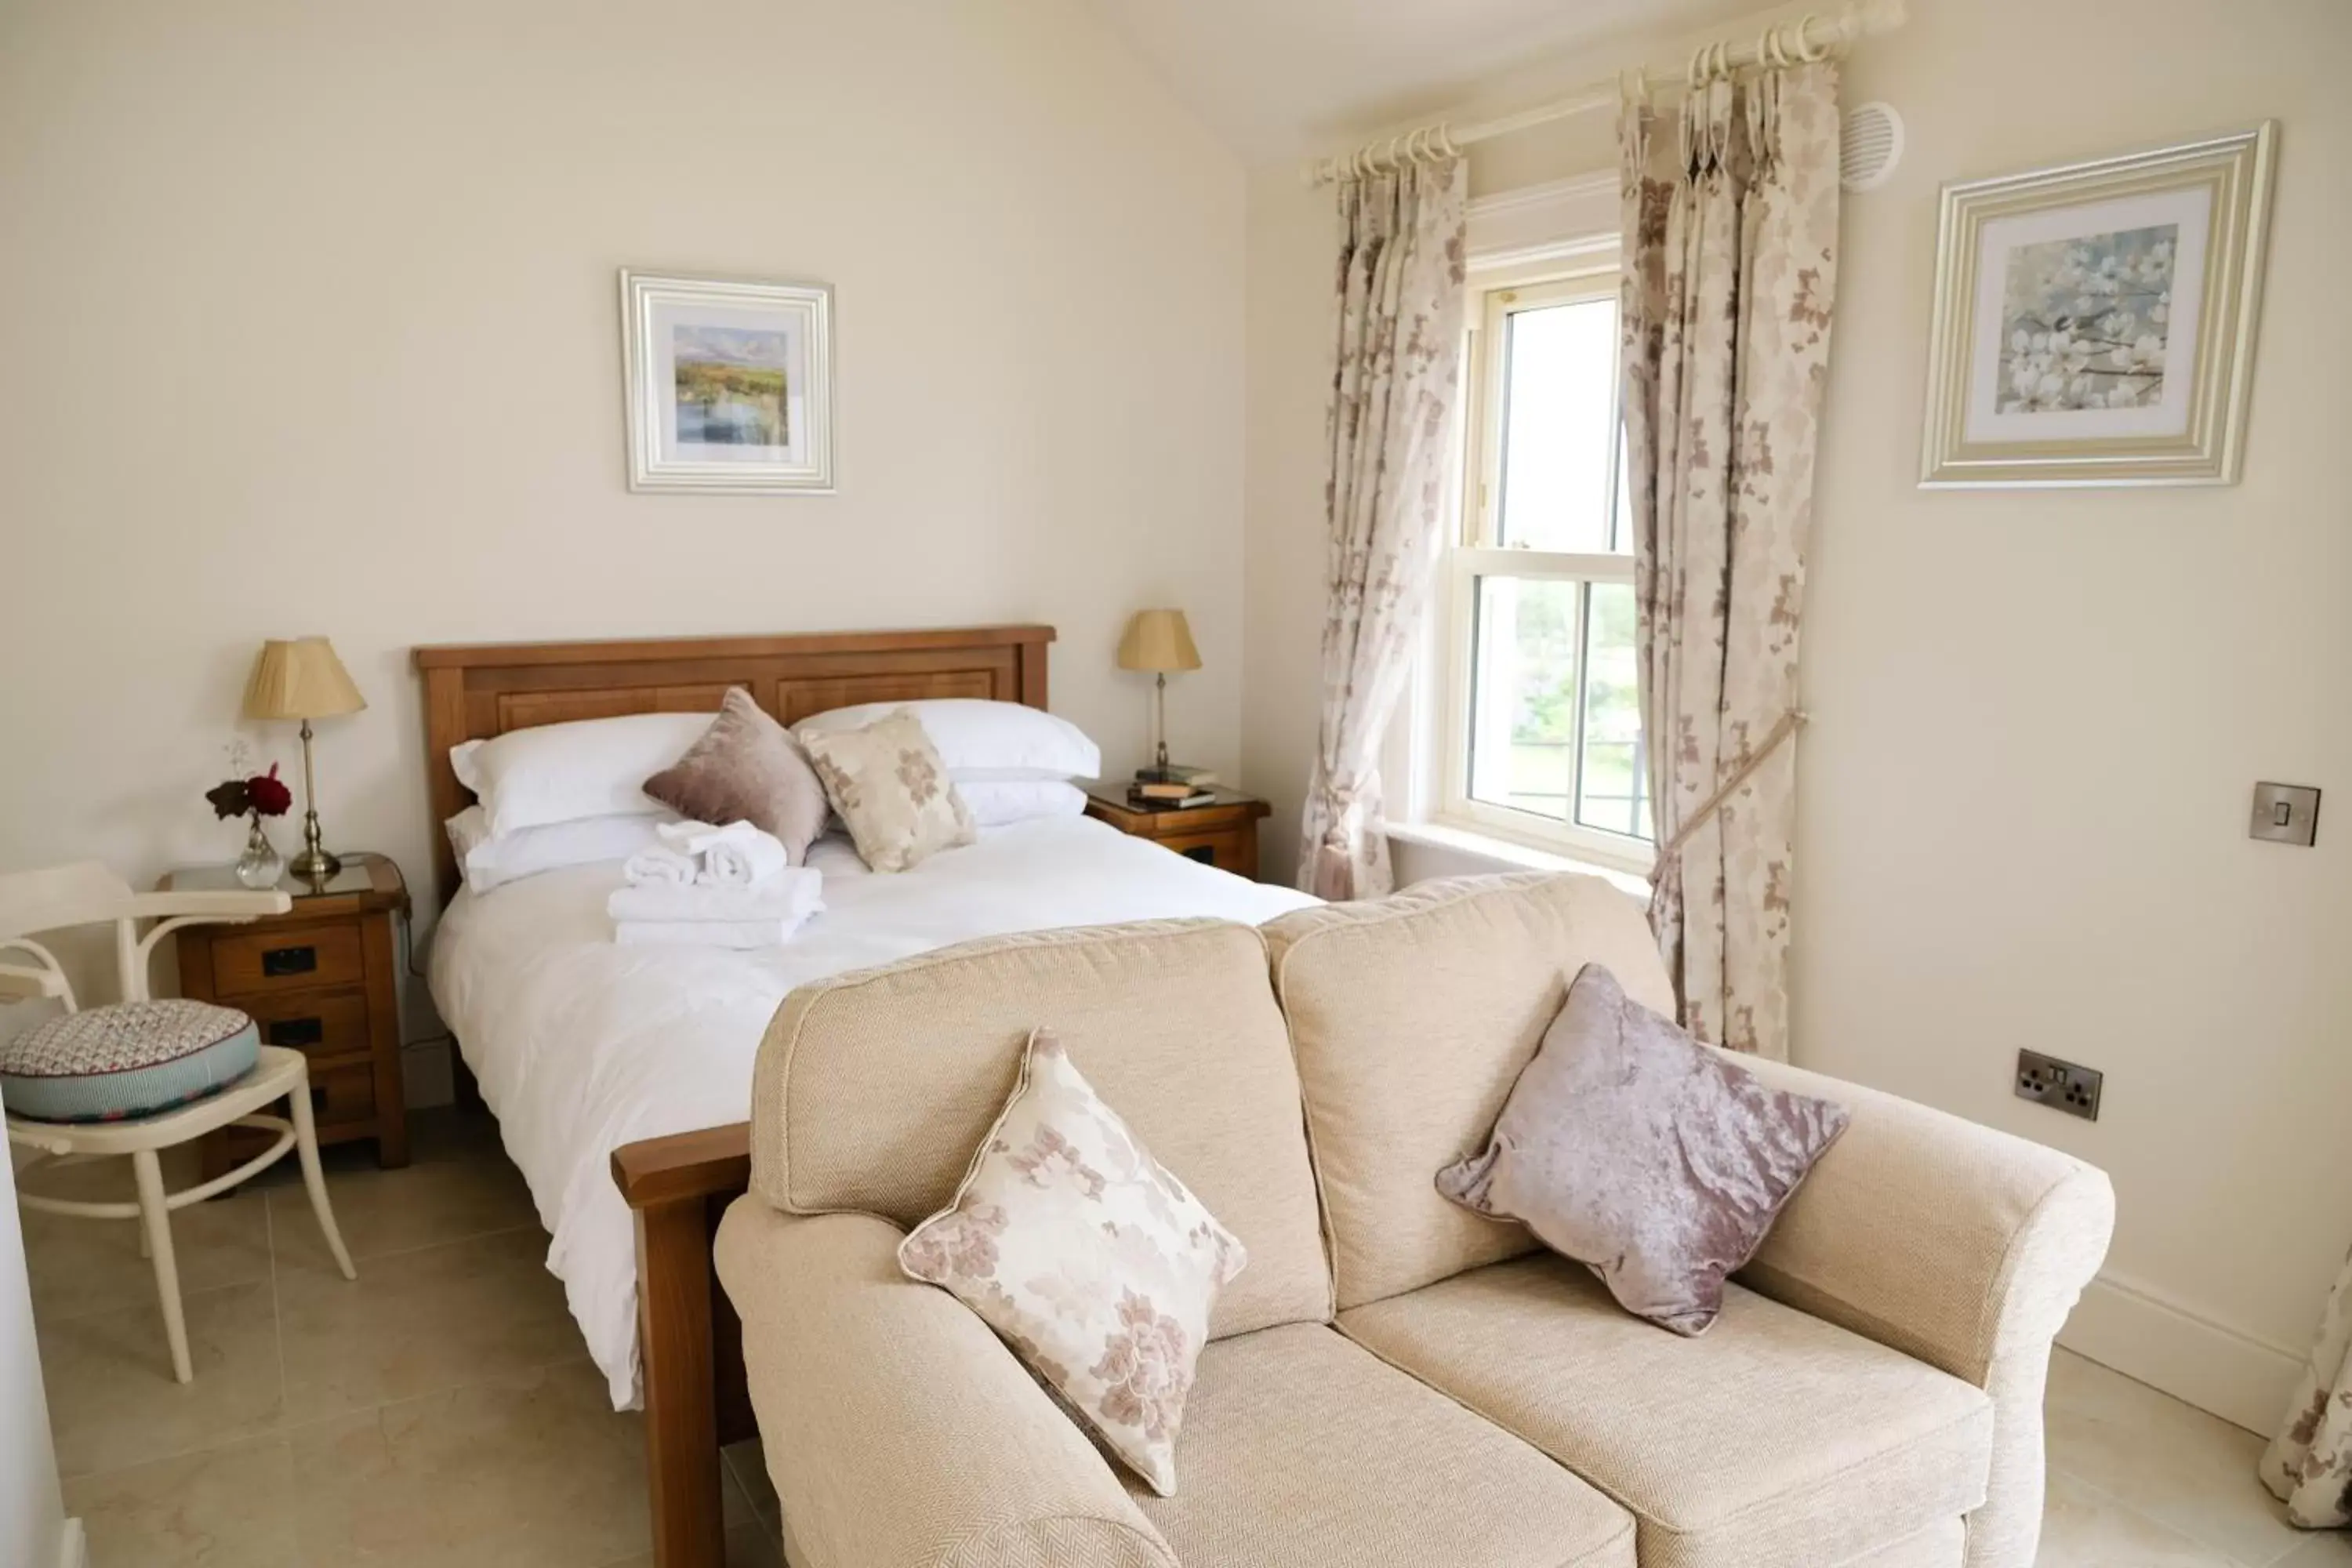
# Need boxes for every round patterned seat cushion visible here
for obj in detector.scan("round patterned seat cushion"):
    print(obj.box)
[0,999,260,1123]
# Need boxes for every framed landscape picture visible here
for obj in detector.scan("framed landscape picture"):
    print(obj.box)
[620,270,834,494]
[1919,123,2275,488]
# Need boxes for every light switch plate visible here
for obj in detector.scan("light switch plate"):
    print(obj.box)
[2249,782,2320,847]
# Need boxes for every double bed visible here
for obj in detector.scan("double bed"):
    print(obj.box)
[411,625,1313,1563]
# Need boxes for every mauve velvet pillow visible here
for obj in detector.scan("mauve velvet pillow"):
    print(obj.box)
[1436,963,1849,1335]
[641,688,830,865]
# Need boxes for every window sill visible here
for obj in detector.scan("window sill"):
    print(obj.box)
[1384,820,1652,900]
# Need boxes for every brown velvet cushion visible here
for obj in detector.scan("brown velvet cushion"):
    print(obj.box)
[642,688,829,864]
[1436,964,1848,1336]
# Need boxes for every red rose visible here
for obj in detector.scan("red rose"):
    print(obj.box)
[245,763,293,818]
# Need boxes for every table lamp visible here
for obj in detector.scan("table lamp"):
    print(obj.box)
[242,637,367,880]
[1116,608,1201,784]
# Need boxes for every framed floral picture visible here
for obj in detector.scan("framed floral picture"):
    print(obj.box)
[1918,124,2275,488]
[620,270,834,494]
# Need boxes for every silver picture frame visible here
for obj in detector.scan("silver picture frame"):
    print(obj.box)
[1918,123,2276,489]
[620,269,835,495]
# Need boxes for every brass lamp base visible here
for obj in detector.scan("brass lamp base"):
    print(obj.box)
[289,844,342,880]
[291,721,340,881]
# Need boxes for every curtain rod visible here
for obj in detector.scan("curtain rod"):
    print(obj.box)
[1301,0,1906,187]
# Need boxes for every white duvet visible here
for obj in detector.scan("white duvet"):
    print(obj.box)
[427,815,1316,1408]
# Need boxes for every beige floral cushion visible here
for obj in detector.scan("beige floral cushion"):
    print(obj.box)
[799,710,976,873]
[898,1027,1247,1496]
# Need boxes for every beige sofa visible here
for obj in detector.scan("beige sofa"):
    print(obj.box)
[713,873,2114,1568]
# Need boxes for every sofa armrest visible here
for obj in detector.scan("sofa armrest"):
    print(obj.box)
[713,1200,1178,1568]
[1733,1056,2114,1568]
[1735,1054,2114,1385]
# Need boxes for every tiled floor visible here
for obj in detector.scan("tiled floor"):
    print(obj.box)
[21,1107,779,1568]
[20,1105,2350,1566]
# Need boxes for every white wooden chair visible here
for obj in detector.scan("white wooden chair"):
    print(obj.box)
[0,862,358,1382]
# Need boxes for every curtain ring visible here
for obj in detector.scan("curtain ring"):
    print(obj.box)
[1792,13,1830,61]
[1687,42,1708,90]
[1436,122,1459,159]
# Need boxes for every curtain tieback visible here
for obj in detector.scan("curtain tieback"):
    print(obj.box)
[1657,709,1809,862]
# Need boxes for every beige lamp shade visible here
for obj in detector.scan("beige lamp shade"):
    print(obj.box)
[241,637,367,721]
[1116,609,1201,674]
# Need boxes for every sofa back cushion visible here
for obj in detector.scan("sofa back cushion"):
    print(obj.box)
[747,918,1331,1339]
[1262,873,1675,1310]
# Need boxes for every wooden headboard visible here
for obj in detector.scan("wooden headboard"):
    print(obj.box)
[410,624,1055,906]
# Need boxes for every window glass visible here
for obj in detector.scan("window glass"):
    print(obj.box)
[1496,297,1621,554]
[1467,576,1581,822]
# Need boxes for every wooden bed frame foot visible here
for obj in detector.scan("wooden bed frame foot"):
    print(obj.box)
[616,1123,757,1568]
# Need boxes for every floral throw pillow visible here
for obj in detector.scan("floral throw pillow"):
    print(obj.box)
[799,709,976,873]
[898,1028,1247,1496]
[1437,964,1849,1336]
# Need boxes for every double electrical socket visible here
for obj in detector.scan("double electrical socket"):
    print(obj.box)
[2016,1050,2102,1121]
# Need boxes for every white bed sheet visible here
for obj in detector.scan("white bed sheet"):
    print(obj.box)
[427,815,1316,1408]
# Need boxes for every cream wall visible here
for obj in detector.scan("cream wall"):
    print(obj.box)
[1241,0,2352,1430]
[0,0,1244,968]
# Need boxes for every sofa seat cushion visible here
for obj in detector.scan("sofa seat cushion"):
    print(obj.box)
[1129,1321,1634,1568]
[1337,1256,1993,1568]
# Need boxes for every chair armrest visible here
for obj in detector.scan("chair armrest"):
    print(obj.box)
[713,1200,1177,1568]
[0,962,69,1003]
[1735,1054,2115,1386]
[126,891,294,922]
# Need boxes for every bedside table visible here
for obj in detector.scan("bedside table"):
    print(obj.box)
[1082,785,1272,880]
[168,853,410,1171]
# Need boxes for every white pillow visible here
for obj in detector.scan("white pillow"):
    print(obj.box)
[793,699,1098,782]
[954,779,1087,829]
[453,712,711,837]
[445,807,677,894]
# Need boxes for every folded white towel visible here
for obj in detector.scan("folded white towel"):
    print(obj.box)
[655,819,792,887]
[614,916,809,949]
[607,869,823,924]
[621,845,698,886]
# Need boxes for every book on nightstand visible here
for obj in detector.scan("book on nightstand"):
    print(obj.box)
[1129,781,1216,808]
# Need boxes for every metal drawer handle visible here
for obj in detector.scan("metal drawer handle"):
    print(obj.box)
[261,946,318,978]
[267,1016,325,1048]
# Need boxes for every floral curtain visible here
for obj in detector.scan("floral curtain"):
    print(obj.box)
[1297,157,1470,900]
[1617,62,1839,1059]
[2263,1241,2352,1529]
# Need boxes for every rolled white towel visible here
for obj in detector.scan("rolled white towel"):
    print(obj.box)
[621,845,698,886]
[656,818,791,887]
[607,869,823,924]
[614,916,809,949]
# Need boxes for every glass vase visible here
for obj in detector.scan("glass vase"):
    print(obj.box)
[235,818,285,889]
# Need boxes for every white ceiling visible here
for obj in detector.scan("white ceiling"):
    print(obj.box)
[1084,0,1770,159]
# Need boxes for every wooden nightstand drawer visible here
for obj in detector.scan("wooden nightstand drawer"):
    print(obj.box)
[208,922,365,998]
[241,988,372,1059]
[1155,831,1250,876]
[306,1057,379,1134]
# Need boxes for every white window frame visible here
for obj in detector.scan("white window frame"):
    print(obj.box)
[1430,264,1652,877]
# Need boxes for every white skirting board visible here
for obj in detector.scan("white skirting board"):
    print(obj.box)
[58,1518,87,1568]
[2056,1270,2304,1437]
